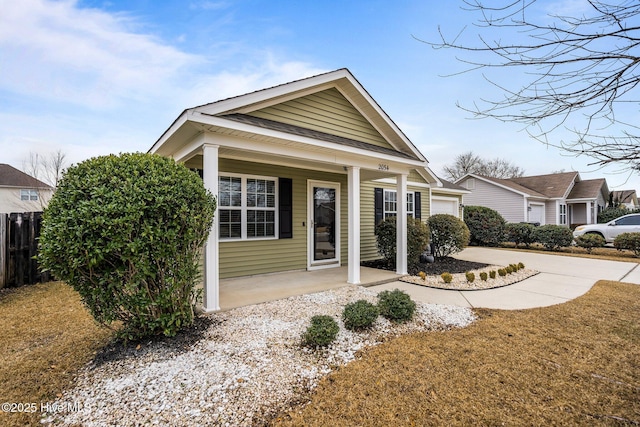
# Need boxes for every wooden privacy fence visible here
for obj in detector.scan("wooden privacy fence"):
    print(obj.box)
[0,212,50,288]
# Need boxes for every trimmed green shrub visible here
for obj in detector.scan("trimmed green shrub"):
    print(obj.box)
[39,153,216,341]
[598,207,632,224]
[441,272,453,283]
[302,315,340,347]
[534,225,574,250]
[428,214,470,258]
[375,216,430,268]
[575,233,606,253]
[342,300,379,331]
[614,232,640,257]
[463,206,506,247]
[480,272,488,281]
[509,263,519,271]
[465,272,475,283]
[505,223,537,248]
[518,262,525,269]
[377,289,416,323]
[505,265,514,274]
[498,269,507,277]
[489,270,497,279]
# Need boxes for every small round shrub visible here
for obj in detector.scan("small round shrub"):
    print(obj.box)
[463,206,506,246]
[465,272,475,283]
[342,300,379,331]
[505,223,537,248]
[302,315,340,347]
[428,214,470,258]
[418,271,426,281]
[614,232,640,257]
[534,225,574,250]
[575,233,606,253]
[498,268,507,277]
[377,289,416,323]
[518,262,525,269]
[375,216,430,268]
[441,272,453,283]
[489,270,497,279]
[480,272,488,281]
[38,153,216,341]
[505,265,514,274]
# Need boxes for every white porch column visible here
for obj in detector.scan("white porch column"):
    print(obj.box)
[586,201,592,224]
[202,143,220,312]
[396,173,408,275]
[347,166,361,284]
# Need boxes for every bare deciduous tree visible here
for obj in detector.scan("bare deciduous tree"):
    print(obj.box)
[443,150,525,180]
[423,1,640,170]
[22,149,67,188]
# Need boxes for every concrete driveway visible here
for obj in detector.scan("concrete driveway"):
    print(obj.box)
[370,247,640,310]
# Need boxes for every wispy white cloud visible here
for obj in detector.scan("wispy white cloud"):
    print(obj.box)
[0,0,200,109]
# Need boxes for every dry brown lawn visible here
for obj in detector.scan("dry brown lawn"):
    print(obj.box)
[273,280,640,426]
[0,282,113,427]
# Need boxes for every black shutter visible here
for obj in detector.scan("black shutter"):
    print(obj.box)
[279,177,293,239]
[414,191,422,219]
[374,187,384,226]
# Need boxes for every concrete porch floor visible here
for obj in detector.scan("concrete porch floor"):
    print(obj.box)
[219,266,400,311]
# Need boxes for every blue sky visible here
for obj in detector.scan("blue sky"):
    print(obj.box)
[1,0,638,191]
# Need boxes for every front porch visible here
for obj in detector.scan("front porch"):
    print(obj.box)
[219,266,400,311]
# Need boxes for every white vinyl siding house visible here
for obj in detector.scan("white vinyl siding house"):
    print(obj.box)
[459,176,525,223]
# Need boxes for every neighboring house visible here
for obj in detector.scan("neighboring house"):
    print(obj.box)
[0,164,53,213]
[150,68,451,311]
[610,190,638,210]
[456,172,609,227]
[431,178,469,217]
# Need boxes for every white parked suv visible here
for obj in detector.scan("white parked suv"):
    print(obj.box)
[573,213,640,243]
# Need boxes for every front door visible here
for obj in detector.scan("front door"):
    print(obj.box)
[308,181,340,269]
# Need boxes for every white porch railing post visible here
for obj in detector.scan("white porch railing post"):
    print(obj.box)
[396,173,408,275]
[347,166,361,284]
[202,142,220,312]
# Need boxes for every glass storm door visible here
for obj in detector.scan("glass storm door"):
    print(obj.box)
[308,181,340,268]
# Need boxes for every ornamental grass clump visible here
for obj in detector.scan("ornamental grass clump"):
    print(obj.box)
[465,272,475,283]
[480,272,488,281]
[489,270,497,279]
[342,300,379,331]
[441,272,453,284]
[418,271,427,281]
[377,289,416,323]
[302,315,340,347]
[38,153,216,341]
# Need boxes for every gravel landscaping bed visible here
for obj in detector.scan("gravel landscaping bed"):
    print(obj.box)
[400,266,539,290]
[42,286,475,427]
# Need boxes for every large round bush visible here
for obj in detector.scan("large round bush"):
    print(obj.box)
[505,223,537,248]
[463,205,506,246]
[39,153,216,340]
[533,225,573,250]
[375,216,430,268]
[427,214,470,258]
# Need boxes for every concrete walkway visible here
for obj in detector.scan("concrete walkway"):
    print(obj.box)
[370,247,640,310]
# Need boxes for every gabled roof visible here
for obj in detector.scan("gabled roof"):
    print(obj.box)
[435,177,470,193]
[612,190,637,204]
[459,174,547,198]
[0,164,51,189]
[511,172,579,199]
[568,178,608,200]
[150,68,427,164]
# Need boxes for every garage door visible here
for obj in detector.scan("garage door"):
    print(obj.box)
[432,199,459,217]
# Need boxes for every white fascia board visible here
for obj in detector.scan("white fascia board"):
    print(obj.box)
[149,112,190,155]
[373,177,432,189]
[433,188,470,196]
[195,115,427,170]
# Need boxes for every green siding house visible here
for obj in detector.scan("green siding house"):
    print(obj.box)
[149,68,461,311]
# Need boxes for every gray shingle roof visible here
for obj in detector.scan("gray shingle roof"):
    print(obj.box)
[0,164,51,188]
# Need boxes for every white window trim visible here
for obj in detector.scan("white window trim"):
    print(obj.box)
[20,189,39,201]
[218,172,279,241]
[384,189,415,218]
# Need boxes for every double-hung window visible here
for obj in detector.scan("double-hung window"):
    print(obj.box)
[559,204,567,225]
[20,189,38,201]
[384,190,414,218]
[219,174,277,240]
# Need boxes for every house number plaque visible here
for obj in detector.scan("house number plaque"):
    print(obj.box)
[378,164,389,171]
